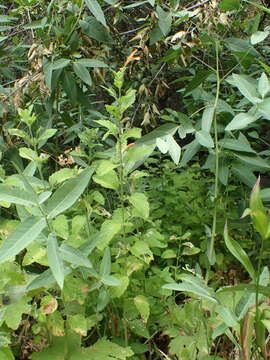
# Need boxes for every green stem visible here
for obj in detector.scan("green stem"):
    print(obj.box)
[255,237,264,326]
[209,42,221,265]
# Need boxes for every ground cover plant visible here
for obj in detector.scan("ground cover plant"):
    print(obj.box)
[2,0,270,359]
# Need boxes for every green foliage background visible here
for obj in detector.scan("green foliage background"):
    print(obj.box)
[1,0,270,359]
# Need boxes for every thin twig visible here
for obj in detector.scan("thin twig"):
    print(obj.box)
[184,0,211,11]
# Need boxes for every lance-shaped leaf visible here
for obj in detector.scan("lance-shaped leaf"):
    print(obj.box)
[0,184,37,206]
[249,177,269,239]
[162,274,218,303]
[84,0,106,26]
[59,244,92,268]
[47,234,65,289]
[224,222,256,280]
[0,217,47,264]
[46,166,95,219]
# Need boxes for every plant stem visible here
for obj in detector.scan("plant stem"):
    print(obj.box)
[208,42,221,265]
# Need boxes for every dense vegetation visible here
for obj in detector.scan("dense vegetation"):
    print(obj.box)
[1,0,270,358]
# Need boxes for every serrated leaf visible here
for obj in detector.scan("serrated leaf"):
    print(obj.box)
[47,234,65,289]
[46,167,94,219]
[0,217,47,264]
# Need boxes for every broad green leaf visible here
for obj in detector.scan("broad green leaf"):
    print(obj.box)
[38,129,57,143]
[217,283,270,297]
[97,220,122,250]
[149,23,163,45]
[257,97,270,120]
[250,178,269,238]
[156,138,168,153]
[101,275,122,286]
[180,139,201,167]
[224,222,256,280]
[96,160,118,176]
[136,124,179,145]
[27,267,72,291]
[235,154,270,169]
[77,59,108,68]
[93,170,119,190]
[251,31,269,45]
[219,135,256,153]
[73,63,92,86]
[195,130,214,148]
[225,113,257,131]
[166,135,181,164]
[4,296,31,330]
[231,163,256,187]
[84,0,106,26]
[219,0,240,10]
[250,177,264,212]
[0,347,14,360]
[0,217,47,264]
[52,58,70,70]
[100,247,111,277]
[8,128,28,140]
[261,188,270,201]
[130,241,153,264]
[60,244,92,268]
[134,295,150,322]
[47,234,65,289]
[258,72,269,98]
[231,74,261,104]
[129,193,149,218]
[216,305,238,327]
[19,147,39,162]
[0,184,37,206]
[0,36,8,43]
[79,18,113,43]
[224,37,259,56]
[49,168,77,186]
[110,275,129,297]
[157,6,172,36]
[125,144,155,162]
[46,167,94,219]
[62,70,78,103]
[163,275,217,303]
[184,70,212,96]
[68,314,87,336]
[82,339,134,359]
[201,106,215,132]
